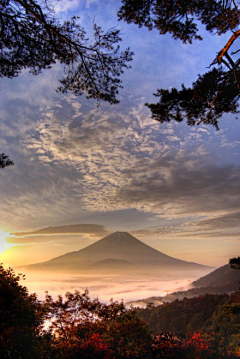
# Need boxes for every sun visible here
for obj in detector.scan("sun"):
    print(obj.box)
[0,229,13,254]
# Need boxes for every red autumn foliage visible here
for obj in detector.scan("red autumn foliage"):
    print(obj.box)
[151,331,240,358]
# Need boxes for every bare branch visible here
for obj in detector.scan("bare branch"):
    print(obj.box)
[216,29,240,64]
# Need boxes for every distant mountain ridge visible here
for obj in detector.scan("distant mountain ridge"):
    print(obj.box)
[192,264,240,289]
[89,258,136,270]
[127,264,240,307]
[25,231,212,275]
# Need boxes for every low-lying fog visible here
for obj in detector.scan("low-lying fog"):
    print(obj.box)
[19,269,210,304]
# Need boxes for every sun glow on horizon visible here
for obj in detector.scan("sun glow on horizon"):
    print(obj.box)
[0,229,14,254]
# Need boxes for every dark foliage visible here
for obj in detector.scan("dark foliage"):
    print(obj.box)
[0,0,133,104]
[0,153,14,168]
[118,0,239,43]
[0,264,49,358]
[45,290,153,359]
[146,68,240,129]
[0,264,239,358]
[139,291,240,358]
[137,294,230,335]
[0,0,134,168]
[151,331,239,358]
[118,0,240,128]
[230,257,240,270]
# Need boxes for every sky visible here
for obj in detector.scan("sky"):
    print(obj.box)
[0,0,239,281]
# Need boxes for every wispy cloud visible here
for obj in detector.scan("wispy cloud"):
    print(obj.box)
[1,78,240,232]
[130,217,240,242]
[10,224,110,242]
[20,94,240,221]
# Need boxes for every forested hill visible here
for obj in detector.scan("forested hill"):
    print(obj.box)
[128,263,240,307]
[136,292,240,337]
[192,264,240,289]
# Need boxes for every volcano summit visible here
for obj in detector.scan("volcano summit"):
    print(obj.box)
[26,232,212,276]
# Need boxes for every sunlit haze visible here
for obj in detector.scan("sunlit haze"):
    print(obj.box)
[0,229,13,254]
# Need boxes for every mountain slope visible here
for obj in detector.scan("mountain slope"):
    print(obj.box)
[127,264,240,307]
[192,264,240,289]
[89,258,136,270]
[26,231,211,273]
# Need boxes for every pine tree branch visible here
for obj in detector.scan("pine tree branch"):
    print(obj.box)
[216,29,240,64]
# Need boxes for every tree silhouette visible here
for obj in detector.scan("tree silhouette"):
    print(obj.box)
[0,265,239,358]
[118,0,240,128]
[230,257,240,270]
[45,289,152,359]
[1,0,133,104]
[0,153,14,169]
[0,265,48,358]
[0,0,133,167]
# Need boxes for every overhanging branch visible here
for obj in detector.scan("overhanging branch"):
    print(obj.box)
[216,28,240,64]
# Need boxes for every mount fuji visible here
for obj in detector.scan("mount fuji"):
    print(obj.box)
[26,232,212,276]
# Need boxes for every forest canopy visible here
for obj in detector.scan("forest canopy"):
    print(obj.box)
[0,264,240,358]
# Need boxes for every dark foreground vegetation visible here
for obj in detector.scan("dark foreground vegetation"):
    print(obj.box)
[0,264,239,359]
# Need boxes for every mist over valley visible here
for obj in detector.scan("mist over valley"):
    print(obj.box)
[20,232,214,303]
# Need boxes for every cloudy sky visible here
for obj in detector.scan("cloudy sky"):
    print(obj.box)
[0,0,239,271]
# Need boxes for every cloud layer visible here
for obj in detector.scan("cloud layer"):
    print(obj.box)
[0,0,239,270]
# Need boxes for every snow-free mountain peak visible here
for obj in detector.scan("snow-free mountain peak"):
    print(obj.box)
[26,231,212,275]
